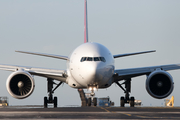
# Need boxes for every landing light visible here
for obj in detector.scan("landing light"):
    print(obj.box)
[93,87,96,91]
[88,87,97,91]
[88,85,98,91]
[89,87,92,91]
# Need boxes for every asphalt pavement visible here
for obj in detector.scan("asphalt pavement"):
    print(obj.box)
[0,106,180,119]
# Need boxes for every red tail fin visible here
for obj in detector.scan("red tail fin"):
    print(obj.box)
[84,0,88,43]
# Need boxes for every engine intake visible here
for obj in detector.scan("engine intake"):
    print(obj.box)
[146,70,174,99]
[6,71,35,99]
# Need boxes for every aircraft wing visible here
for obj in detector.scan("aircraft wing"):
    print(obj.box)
[16,50,69,60]
[113,50,156,58]
[114,64,180,82]
[0,64,67,82]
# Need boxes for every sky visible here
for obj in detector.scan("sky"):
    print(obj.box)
[0,0,180,107]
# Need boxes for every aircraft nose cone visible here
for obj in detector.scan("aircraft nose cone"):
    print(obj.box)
[75,61,114,87]
[88,64,98,75]
[85,63,104,83]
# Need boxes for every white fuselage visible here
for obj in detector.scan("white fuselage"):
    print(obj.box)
[66,42,115,89]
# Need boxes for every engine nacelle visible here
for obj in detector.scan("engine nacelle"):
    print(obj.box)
[6,70,35,99]
[146,70,174,99]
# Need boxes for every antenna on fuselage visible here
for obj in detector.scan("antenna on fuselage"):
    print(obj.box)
[84,0,89,43]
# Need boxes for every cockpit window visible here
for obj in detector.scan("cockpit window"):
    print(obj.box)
[80,57,106,62]
[87,57,93,61]
[94,57,99,61]
[100,57,106,62]
[80,57,86,62]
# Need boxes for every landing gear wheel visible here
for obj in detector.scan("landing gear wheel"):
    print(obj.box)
[120,97,125,107]
[54,97,57,108]
[88,98,91,106]
[93,97,97,106]
[130,97,134,107]
[44,97,48,108]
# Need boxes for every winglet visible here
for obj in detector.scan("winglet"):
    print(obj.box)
[113,50,156,58]
[84,0,88,43]
[16,50,69,60]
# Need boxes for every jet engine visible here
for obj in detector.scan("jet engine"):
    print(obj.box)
[146,70,174,99]
[6,70,35,99]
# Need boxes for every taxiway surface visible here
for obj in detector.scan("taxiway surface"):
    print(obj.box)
[0,106,180,119]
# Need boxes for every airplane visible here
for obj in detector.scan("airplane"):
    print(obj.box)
[0,0,180,108]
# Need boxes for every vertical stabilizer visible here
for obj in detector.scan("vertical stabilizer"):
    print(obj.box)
[84,0,88,43]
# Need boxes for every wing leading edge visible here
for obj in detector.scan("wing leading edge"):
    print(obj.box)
[0,64,67,82]
[16,51,69,60]
[113,50,156,58]
[114,64,180,82]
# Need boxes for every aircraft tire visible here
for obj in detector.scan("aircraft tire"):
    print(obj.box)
[120,97,125,107]
[130,97,135,107]
[93,97,97,106]
[44,97,48,108]
[54,97,57,108]
[88,98,91,106]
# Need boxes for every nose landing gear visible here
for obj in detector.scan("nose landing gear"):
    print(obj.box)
[87,90,97,106]
[87,85,98,106]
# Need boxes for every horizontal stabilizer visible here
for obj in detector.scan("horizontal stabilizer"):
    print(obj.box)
[113,50,156,58]
[16,51,69,60]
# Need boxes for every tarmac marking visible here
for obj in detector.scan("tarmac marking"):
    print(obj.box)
[135,115,166,119]
[100,107,110,112]
[100,108,134,118]
[123,113,131,116]
[135,115,163,119]
[105,107,111,109]
[135,115,147,118]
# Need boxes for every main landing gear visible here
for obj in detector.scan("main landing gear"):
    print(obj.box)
[87,86,97,107]
[44,78,63,108]
[115,78,135,107]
